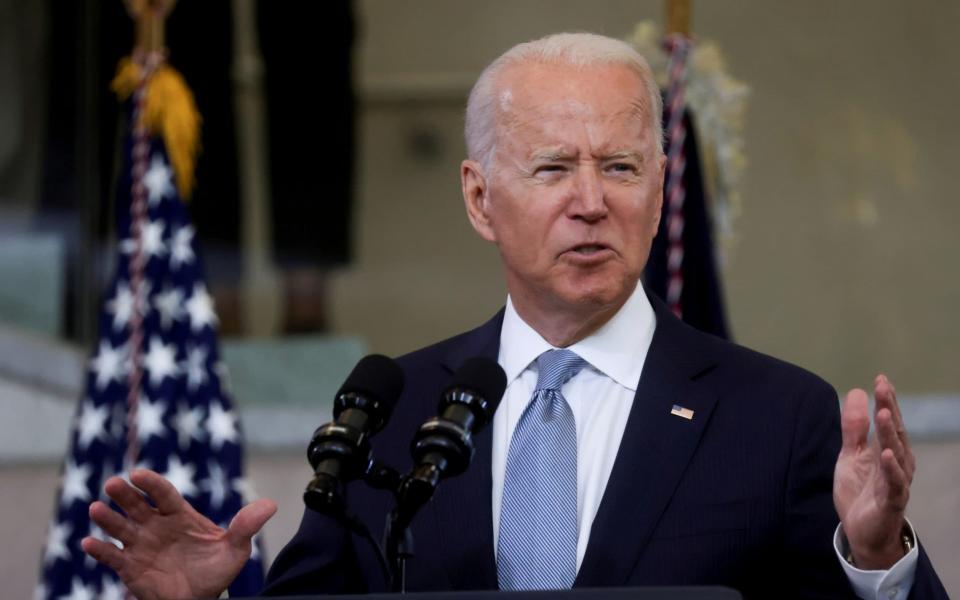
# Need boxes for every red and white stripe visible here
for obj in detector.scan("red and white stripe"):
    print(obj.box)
[124,51,164,472]
[663,34,691,318]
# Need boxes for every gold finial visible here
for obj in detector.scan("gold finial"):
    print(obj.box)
[125,0,177,54]
[666,0,691,37]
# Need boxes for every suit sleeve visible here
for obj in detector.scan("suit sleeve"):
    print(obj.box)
[908,544,949,599]
[260,506,370,596]
[778,375,857,598]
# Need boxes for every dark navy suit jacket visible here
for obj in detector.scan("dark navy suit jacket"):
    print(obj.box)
[263,297,947,598]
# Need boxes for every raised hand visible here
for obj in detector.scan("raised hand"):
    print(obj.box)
[82,468,277,600]
[834,374,915,570]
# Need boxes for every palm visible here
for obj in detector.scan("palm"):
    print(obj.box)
[83,469,276,600]
[833,377,913,569]
[834,438,895,548]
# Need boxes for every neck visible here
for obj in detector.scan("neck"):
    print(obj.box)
[509,291,631,348]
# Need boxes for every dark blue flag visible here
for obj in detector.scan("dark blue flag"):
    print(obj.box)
[645,106,731,340]
[38,110,264,599]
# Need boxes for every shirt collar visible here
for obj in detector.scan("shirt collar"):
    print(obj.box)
[498,282,656,391]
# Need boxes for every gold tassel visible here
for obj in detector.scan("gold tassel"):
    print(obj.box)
[112,57,202,200]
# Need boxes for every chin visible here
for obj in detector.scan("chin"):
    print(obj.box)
[555,278,631,313]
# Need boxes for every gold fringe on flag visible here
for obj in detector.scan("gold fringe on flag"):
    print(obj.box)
[112,57,202,200]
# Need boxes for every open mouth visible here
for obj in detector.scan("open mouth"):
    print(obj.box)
[570,243,610,255]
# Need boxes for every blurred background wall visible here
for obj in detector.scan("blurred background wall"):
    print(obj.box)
[1,0,958,598]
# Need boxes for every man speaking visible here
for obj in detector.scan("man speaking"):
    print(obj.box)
[82,33,947,599]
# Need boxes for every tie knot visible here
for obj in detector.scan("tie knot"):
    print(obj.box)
[534,349,587,392]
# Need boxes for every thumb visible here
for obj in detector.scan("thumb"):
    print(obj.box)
[841,388,870,452]
[226,498,277,547]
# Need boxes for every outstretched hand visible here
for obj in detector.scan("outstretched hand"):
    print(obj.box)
[834,374,915,570]
[82,468,277,600]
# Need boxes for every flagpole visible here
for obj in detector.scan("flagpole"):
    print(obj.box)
[666,0,691,37]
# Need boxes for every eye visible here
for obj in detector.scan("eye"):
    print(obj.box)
[533,164,568,179]
[605,162,640,176]
[537,164,566,173]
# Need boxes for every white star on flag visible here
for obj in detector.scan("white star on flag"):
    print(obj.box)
[207,401,239,451]
[120,219,167,259]
[170,224,196,270]
[183,344,210,392]
[60,458,93,508]
[43,521,72,565]
[136,394,169,443]
[201,461,230,510]
[153,286,186,330]
[60,576,96,600]
[142,335,179,387]
[100,577,125,600]
[232,475,257,504]
[163,455,198,498]
[89,339,127,391]
[105,281,148,333]
[141,219,168,258]
[185,283,218,333]
[144,154,175,206]
[174,402,206,450]
[75,399,109,451]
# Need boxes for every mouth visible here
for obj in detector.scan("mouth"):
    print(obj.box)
[568,243,610,255]
[560,243,615,263]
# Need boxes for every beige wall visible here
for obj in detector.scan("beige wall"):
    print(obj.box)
[333,0,960,397]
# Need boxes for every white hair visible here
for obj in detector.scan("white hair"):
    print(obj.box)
[464,32,664,172]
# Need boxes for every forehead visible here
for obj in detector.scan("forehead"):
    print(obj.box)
[495,61,651,148]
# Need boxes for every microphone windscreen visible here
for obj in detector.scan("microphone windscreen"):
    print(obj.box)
[337,354,405,410]
[447,357,507,417]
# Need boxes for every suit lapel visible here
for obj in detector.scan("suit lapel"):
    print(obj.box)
[576,298,719,587]
[429,310,504,589]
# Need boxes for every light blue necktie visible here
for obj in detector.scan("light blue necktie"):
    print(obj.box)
[497,348,587,590]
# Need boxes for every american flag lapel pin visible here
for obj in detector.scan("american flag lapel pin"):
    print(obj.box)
[670,404,695,420]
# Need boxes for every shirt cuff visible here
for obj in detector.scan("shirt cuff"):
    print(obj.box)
[833,520,919,600]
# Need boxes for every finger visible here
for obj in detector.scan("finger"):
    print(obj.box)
[841,388,870,451]
[876,408,910,477]
[130,468,191,516]
[880,448,910,511]
[89,500,138,547]
[875,374,906,436]
[103,475,155,524]
[81,536,125,572]
[226,498,277,548]
[875,375,917,479]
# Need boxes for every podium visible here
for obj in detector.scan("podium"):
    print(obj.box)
[241,588,742,599]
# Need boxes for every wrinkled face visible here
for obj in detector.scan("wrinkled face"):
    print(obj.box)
[463,61,665,316]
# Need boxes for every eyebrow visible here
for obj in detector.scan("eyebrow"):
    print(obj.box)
[602,150,645,163]
[527,148,647,163]
[530,149,575,162]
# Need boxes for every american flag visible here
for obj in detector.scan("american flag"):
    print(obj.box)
[37,108,265,598]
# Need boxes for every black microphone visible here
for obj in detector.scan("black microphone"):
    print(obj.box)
[304,354,404,515]
[400,357,507,513]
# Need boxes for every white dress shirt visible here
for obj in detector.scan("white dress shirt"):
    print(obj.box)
[490,282,917,598]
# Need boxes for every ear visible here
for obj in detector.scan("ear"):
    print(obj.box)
[461,159,497,242]
[649,152,667,237]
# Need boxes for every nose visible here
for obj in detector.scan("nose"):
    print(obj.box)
[568,163,607,222]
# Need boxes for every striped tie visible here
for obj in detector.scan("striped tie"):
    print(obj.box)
[497,348,587,590]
